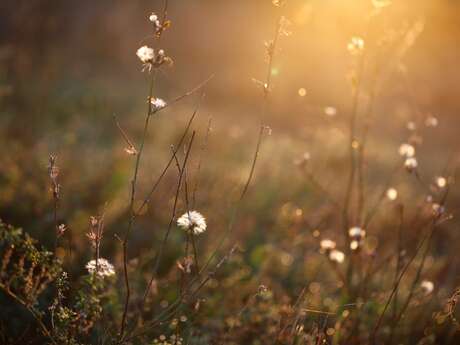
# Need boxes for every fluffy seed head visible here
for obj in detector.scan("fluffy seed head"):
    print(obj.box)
[404,157,418,170]
[399,143,415,157]
[177,211,207,235]
[320,239,336,251]
[151,98,166,111]
[349,226,365,238]
[136,46,154,64]
[86,258,115,277]
[386,188,398,201]
[329,250,345,264]
[436,176,447,189]
[420,280,434,295]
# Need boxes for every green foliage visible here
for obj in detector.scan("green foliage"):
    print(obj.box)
[0,221,61,307]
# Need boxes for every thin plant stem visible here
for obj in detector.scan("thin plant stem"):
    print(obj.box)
[142,132,196,305]
[370,219,436,344]
[119,69,157,341]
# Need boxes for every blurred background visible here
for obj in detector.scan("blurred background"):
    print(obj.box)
[1,0,460,341]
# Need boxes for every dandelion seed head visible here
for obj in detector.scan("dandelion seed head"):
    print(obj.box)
[136,46,154,64]
[386,188,398,201]
[349,227,366,250]
[86,258,115,277]
[350,240,359,250]
[435,176,447,188]
[349,226,365,238]
[404,157,418,170]
[399,143,415,157]
[329,249,345,264]
[421,280,434,295]
[320,239,336,251]
[150,98,166,111]
[149,13,159,23]
[177,211,207,235]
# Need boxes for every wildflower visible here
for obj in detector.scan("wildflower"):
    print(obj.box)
[349,226,365,238]
[329,250,345,264]
[324,106,337,117]
[149,13,161,33]
[421,280,434,295]
[386,188,398,201]
[86,258,115,277]
[149,12,171,38]
[57,224,67,237]
[349,226,366,251]
[347,36,365,55]
[136,46,173,71]
[320,239,336,251]
[149,13,159,23]
[177,211,207,235]
[404,157,418,171]
[399,143,415,157]
[150,97,166,112]
[136,45,154,64]
[425,115,439,127]
[435,176,447,189]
